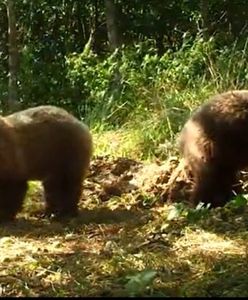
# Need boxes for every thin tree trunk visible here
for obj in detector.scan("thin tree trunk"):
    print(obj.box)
[199,0,210,40]
[105,0,123,102]
[6,0,19,112]
[105,0,121,51]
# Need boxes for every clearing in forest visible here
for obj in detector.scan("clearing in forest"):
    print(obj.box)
[0,155,248,297]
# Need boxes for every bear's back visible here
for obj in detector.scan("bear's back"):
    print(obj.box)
[5,105,92,180]
[180,90,248,167]
[6,105,77,125]
[192,90,248,127]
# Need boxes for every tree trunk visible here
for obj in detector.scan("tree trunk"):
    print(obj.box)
[6,0,19,112]
[105,0,121,51]
[199,0,210,40]
[105,0,123,102]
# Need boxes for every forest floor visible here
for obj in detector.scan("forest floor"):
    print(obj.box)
[1,155,248,297]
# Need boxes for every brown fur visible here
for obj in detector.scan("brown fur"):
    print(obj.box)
[0,105,93,221]
[179,90,248,208]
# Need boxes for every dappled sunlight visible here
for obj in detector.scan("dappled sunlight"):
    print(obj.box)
[1,156,248,296]
[92,129,142,160]
[174,228,246,256]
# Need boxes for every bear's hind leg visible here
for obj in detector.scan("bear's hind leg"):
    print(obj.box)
[0,180,28,223]
[43,173,82,220]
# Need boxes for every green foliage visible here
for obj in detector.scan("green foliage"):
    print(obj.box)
[124,269,157,297]
[167,202,211,223]
[66,34,248,124]
[186,202,211,223]
[210,39,248,90]
[158,35,215,88]
[68,34,248,159]
[226,194,248,210]
[66,42,161,126]
[65,36,212,128]
[19,44,73,108]
[167,203,186,221]
[139,194,158,208]
[1,1,248,159]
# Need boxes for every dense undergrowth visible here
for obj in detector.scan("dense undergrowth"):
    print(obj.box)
[14,35,248,160]
[85,37,248,160]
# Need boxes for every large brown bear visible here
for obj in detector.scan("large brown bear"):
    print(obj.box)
[179,90,248,208]
[0,105,93,222]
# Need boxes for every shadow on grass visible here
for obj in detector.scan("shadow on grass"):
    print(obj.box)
[0,207,151,238]
[3,236,247,297]
[179,253,248,297]
[194,205,248,239]
[161,202,248,240]
[1,205,248,296]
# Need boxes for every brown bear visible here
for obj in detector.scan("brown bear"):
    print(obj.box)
[0,105,93,222]
[178,90,248,208]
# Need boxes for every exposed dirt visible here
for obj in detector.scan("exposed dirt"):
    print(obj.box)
[83,155,192,206]
[84,155,248,209]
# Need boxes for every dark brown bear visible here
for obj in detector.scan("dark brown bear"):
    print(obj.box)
[0,105,93,222]
[179,90,248,208]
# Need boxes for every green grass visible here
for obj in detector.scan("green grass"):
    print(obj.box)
[91,84,218,161]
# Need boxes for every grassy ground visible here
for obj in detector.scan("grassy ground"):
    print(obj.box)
[1,151,248,297]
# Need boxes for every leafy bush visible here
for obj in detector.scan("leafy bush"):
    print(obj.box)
[4,35,246,159]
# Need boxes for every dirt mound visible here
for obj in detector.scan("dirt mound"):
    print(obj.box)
[83,155,192,205]
[83,156,142,202]
[83,155,248,207]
